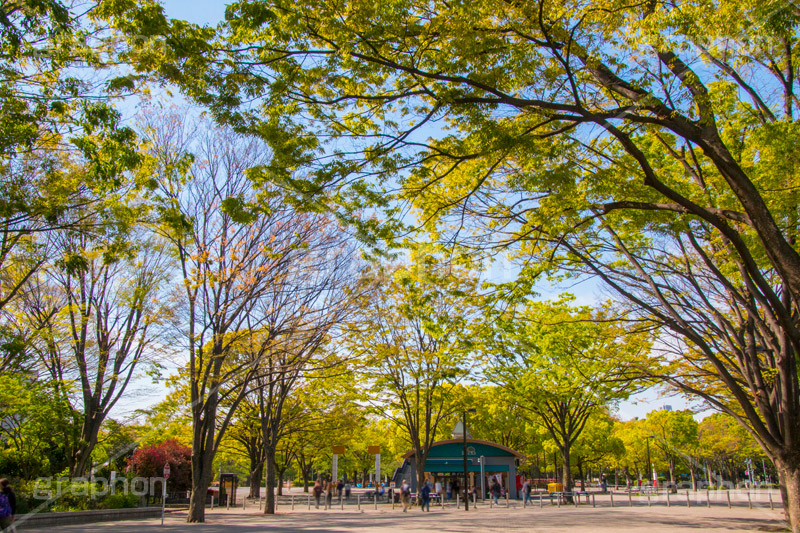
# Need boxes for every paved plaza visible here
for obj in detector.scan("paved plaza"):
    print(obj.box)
[17,490,789,532]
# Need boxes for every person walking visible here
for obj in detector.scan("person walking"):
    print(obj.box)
[420,481,431,512]
[325,479,334,509]
[0,479,16,532]
[344,481,351,501]
[400,479,411,512]
[446,481,452,501]
[522,479,532,505]
[337,479,344,505]
[491,479,502,505]
[313,479,323,509]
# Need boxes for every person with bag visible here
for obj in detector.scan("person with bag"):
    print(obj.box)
[400,479,411,512]
[0,479,16,532]
[313,479,323,509]
[420,481,431,512]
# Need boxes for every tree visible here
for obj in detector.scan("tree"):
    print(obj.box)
[0,372,79,480]
[644,409,699,486]
[13,222,170,477]
[344,257,480,493]
[128,439,192,494]
[489,298,650,497]
[107,1,800,528]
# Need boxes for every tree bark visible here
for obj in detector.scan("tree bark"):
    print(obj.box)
[248,461,263,499]
[775,458,800,532]
[264,448,277,514]
[561,444,573,502]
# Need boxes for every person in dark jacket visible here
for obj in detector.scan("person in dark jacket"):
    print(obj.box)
[0,478,16,532]
[420,481,432,512]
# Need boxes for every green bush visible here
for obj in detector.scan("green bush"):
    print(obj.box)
[97,493,139,509]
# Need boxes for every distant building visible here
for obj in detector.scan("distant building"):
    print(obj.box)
[661,404,673,411]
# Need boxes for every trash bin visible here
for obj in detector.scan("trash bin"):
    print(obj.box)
[547,483,563,493]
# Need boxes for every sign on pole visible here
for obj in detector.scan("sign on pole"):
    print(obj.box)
[368,446,381,484]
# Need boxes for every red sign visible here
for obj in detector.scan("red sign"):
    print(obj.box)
[163,463,171,479]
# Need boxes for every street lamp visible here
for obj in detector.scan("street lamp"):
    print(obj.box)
[645,435,655,486]
[463,408,476,511]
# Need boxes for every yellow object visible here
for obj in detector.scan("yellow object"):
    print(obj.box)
[547,483,563,493]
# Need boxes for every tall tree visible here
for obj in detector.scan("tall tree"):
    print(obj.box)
[344,256,480,492]
[106,0,800,528]
[15,224,170,476]
[489,298,650,497]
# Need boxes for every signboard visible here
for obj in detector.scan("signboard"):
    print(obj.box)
[163,463,171,479]
[332,445,346,454]
[368,446,381,454]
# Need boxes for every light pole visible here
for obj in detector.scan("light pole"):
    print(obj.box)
[645,435,655,486]
[463,408,476,511]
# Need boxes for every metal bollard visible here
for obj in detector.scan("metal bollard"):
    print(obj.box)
[628,492,632,507]
[357,494,361,511]
[592,494,595,508]
[557,494,560,508]
[647,493,651,507]
[457,493,460,510]
[307,494,310,510]
[211,495,215,509]
[726,490,730,509]
[610,493,614,508]
[686,490,690,508]
[506,491,509,508]
[275,496,278,511]
[769,491,774,510]
[292,495,295,511]
[375,493,378,511]
[706,489,710,508]
[747,491,752,510]
[667,491,670,507]
[341,497,344,511]
[574,493,578,508]
[540,495,543,509]
[243,497,246,510]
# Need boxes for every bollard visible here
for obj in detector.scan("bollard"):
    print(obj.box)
[667,491,670,507]
[747,491,752,510]
[540,495,543,509]
[374,493,378,511]
[457,492,460,510]
[243,497,246,510]
[392,494,395,510]
[490,496,493,509]
[307,494,311,510]
[357,494,361,511]
[610,493,614,507]
[227,494,230,511]
[557,494,560,508]
[592,494,596,508]
[292,495,295,511]
[647,493,651,507]
[441,494,444,508]
[275,496,278,511]
[211,495,215,510]
[341,496,344,511]
[507,491,510,508]
[769,491,774,511]
[574,493,578,508]
[686,490,690,508]
[726,490,731,509]
[706,489,710,509]
[524,495,527,508]
[628,492,632,507]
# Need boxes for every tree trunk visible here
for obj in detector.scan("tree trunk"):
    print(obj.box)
[248,461,263,499]
[303,465,310,492]
[775,458,800,533]
[689,461,697,491]
[577,458,585,491]
[263,448,277,514]
[187,449,215,523]
[71,414,102,477]
[277,468,285,496]
[560,445,573,502]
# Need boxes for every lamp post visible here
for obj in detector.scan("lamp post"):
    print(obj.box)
[645,435,655,486]
[463,408,476,511]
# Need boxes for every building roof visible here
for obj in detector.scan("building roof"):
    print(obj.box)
[402,438,524,460]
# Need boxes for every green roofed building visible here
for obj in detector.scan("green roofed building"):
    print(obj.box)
[392,436,524,499]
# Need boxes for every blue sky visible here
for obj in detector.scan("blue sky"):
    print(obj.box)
[161,0,228,25]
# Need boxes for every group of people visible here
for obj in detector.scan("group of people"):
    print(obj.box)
[311,478,352,509]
